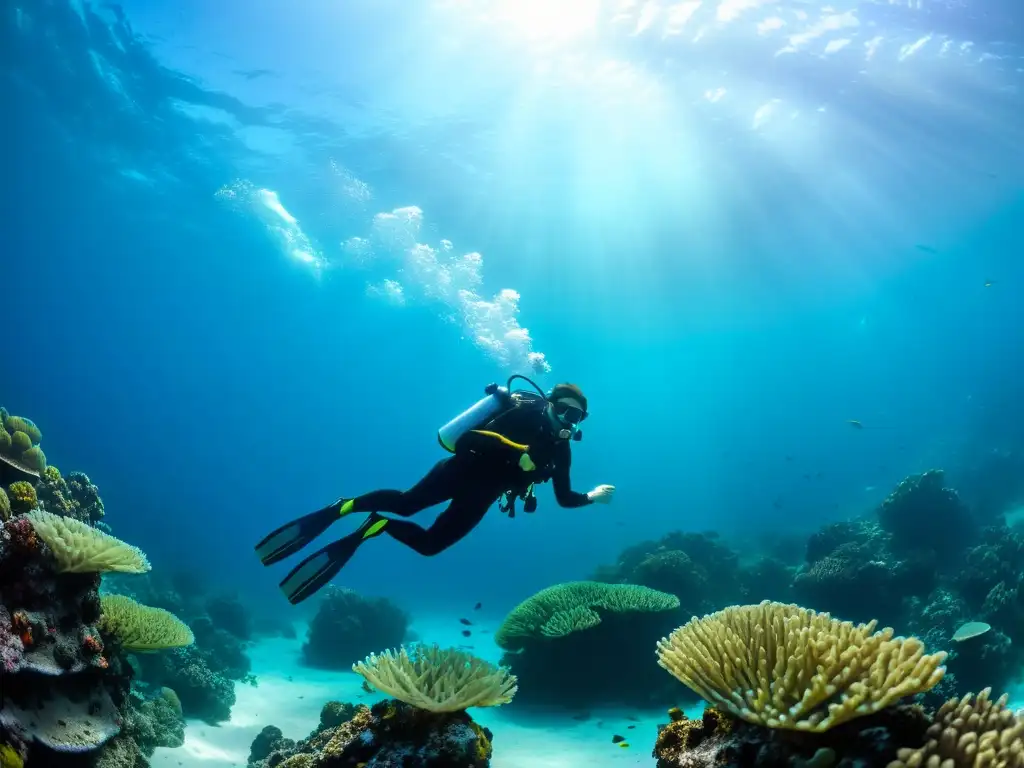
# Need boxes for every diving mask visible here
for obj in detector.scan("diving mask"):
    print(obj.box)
[553,402,587,427]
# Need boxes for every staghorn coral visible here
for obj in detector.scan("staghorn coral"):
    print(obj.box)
[352,644,517,712]
[26,510,150,573]
[888,688,1024,768]
[656,600,947,732]
[99,594,194,651]
[7,482,37,515]
[495,580,680,651]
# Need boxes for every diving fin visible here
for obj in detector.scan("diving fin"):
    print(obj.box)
[277,516,387,605]
[254,497,353,566]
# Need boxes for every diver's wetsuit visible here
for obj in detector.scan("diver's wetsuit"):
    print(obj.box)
[347,403,592,556]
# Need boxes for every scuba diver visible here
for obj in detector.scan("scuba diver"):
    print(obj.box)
[255,377,615,605]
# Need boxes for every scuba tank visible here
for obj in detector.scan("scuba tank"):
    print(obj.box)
[437,374,549,453]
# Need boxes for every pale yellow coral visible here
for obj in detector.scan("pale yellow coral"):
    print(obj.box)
[100,595,194,651]
[352,644,517,713]
[888,688,1024,768]
[655,600,947,733]
[26,510,151,574]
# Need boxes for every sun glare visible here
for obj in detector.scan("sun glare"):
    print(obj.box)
[480,0,601,46]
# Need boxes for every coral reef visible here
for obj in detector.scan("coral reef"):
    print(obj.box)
[206,595,252,640]
[877,469,976,560]
[495,581,683,707]
[0,408,44,483]
[99,595,194,651]
[121,688,186,756]
[112,574,254,722]
[35,468,105,526]
[655,601,946,732]
[595,531,744,617]
[888,688,1024,767]
[248,699,494,768]
[302,586,409,670]
[136,644,237,724]
[0,514,183,767]
[353,644,517,712]
[652,704,933,767]
[26,511,150,574]
[0,516,121,763]
[6,483,37,517]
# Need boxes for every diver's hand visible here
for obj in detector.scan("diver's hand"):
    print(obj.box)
[587,484,615,504]
[519,453,536,472]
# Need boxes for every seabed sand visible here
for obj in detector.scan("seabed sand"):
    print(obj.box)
[150,616,695,767]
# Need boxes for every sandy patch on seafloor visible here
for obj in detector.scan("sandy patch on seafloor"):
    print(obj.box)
[150,619,681,768]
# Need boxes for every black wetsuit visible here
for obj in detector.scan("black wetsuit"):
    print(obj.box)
[347,403,592,555]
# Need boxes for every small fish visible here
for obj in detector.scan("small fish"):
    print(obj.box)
[461,629,471,637]
[626,715,639,722]
[361,680,375,694]
[458,644,475,650]
[612,735,626,744]
[474,602,482,610]
[460,618,472,626]
[984,280,995,288]
[627,725,636,729]
[619,742,630,748]
[916,244,938,254]
[848,419,863,429]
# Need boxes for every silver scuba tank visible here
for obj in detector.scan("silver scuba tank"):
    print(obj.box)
[437,384,510,453]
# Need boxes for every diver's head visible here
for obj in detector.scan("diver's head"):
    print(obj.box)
[547,383,588,434]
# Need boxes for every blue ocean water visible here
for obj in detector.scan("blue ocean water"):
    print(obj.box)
[3,0,1024,765]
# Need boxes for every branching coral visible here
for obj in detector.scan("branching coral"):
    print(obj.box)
[495,580,680,651]
[888,688,1024,768]
[352,644,517,712]
[100,595,194,651]
[656,601,947,732]
[26,510,150,574]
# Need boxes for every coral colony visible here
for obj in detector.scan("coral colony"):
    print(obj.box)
[4,405,1024,766]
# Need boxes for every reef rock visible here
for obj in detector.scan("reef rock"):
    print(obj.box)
[0,516,125,764]
[250,699,493,767]
[653,705,931,768]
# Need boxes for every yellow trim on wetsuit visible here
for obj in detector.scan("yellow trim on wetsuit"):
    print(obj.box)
[469,430,529,452]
